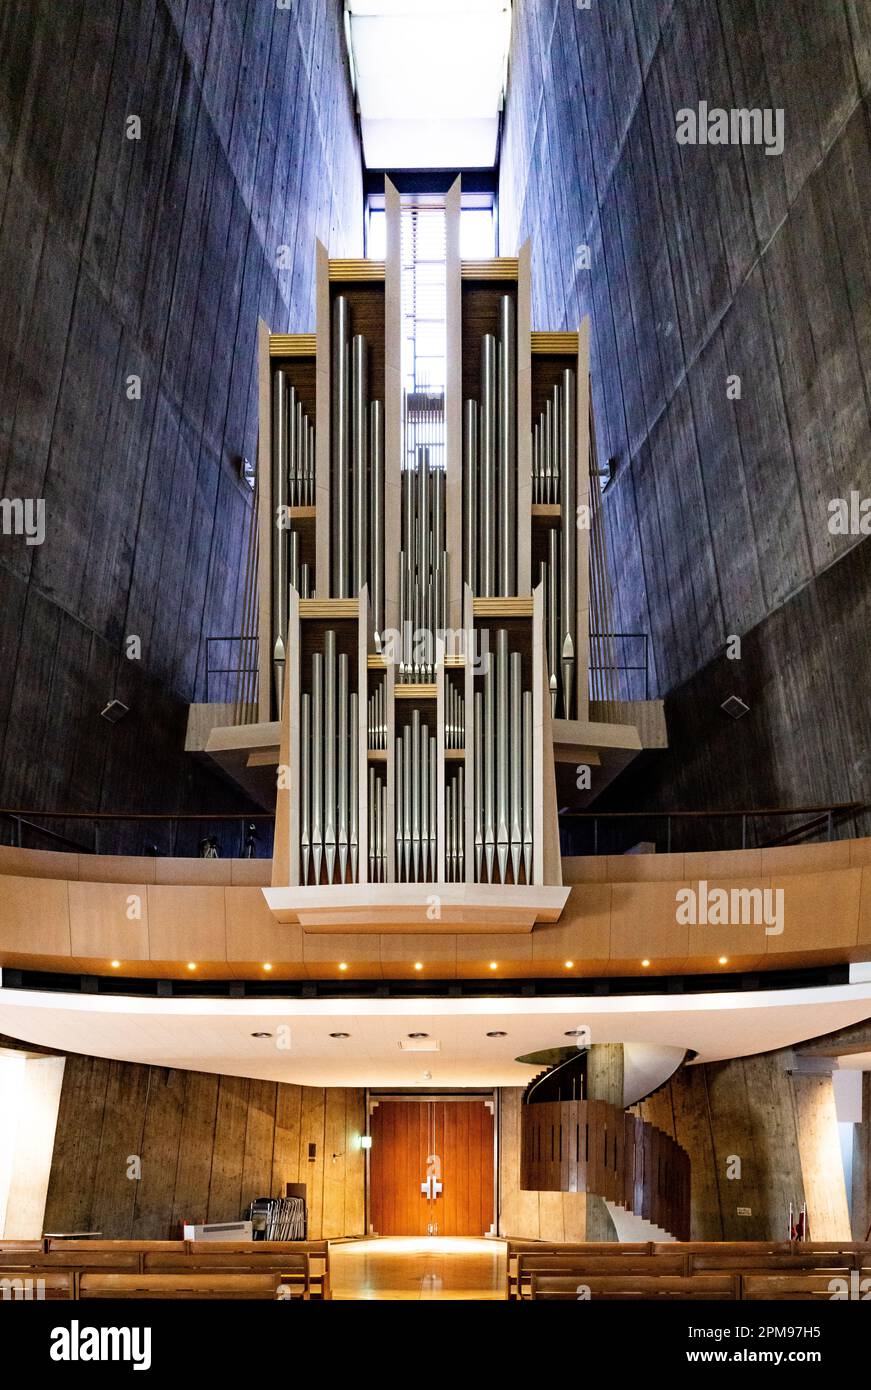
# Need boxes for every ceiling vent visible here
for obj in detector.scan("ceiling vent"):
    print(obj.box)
[398,1037,440,1052]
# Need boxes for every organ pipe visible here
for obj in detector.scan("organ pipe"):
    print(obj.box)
[299,633,358,885]
[475,629,533,885]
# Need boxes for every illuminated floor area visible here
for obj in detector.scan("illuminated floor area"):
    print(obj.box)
[329,1236,507,1300]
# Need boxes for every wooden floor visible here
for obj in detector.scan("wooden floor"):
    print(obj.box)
[330,1237,506,1300]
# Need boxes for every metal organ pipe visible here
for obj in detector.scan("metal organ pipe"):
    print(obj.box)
[370,400,384,642]
[498,295,516,595]
[479,335,497,598]
[331,297,350,598]
[559,367,577,719]
[474,630,533,885]
[351,335,368,596]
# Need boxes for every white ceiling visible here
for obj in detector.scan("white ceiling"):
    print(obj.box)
[1,979,870,1088]
[346,0,512,169]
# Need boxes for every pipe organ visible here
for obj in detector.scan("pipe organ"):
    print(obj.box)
[259,187,591,918]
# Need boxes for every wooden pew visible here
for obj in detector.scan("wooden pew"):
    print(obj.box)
[515,1252,686,1299]
[0,1270,73,1300]
[79,1273,290,1301]
[530,1273,739,1300]
[506,1241,651,1298]
[691,1251,855,1274]
[143,1250,312,1300]
[182,1241,331,1299]
[741,1273,853,1300]
[0,1251,140,1272]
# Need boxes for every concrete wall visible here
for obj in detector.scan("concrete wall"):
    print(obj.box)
[0,0,362,842]
[500,0,871,831]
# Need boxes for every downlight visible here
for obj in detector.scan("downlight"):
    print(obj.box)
[251,1032,272,1039]
[486,1031,507,1038]
[330,1032,351,1039]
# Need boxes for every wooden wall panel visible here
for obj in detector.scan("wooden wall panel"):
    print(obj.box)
[0,0,362,836]
[43,1051,365,1239]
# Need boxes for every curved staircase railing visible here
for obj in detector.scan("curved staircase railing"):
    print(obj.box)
[520,1098,691,1241]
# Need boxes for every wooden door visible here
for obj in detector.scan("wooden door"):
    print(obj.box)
[369,1100,494,1236]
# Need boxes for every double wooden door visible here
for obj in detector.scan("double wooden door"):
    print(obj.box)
[369,1100,495,1236]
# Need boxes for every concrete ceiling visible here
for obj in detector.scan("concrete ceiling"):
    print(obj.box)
[1,979,870,1088]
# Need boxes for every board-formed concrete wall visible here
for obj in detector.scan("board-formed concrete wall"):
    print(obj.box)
[0,0,362,840]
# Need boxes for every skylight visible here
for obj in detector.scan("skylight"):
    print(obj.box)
[345,0,512,169]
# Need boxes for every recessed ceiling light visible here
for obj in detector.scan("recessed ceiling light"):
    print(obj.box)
[330,1032,351,1039]
[718,956,729,965]
[407,1032,429,1039]
[338,962,348,971]
[564,960,574,969]
[262,963,273,972]
[110,960,120,969]
[486,1030,507,1038]
[564,1029,583,1037]
[251,1032,272,1039]
[414,962,423,971]
[641,959,650,968]
[489,961,498,970]
[187,962,197,971]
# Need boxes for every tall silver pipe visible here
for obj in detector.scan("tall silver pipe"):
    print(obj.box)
[498,295,516,595]
[463,400,478,591]
[510,651,523,883]
[474,689,484,881]
[351,334,368,595]
[301,692,311,885]
[370,400,384,640]
[272,369,288,714]
[311,652,323,884]
[548,524,560,714]
[337,653,348,883]
[419,449,430,598]
[522,690,533,883]
[429,734,437,882]
[448,772,456,881]
[419,718,429,880]
[368,767,376,882]
[290,390,300,506]
[324,631,337,883]
[480,335,497,597]
[457,763,465,880]
[560,368,577,719]
[495,629,509,883]
[395,736,404,882]
[483,652,495,882]
[332,296,350,597]
[402,721,412,881]
[349,689,358,882]
[411,710,421,881]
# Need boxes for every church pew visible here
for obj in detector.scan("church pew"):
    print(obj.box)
[78,1272,291,1300]
[529,1273,739,1300]
[515,1252,687,1299]
[0,1251,140,1271]
[180,1241,331,1298]
[0,1270,74,1300]
[741,1273,855,1300]
[142,1250,313,1299]
[506,1241,651,1297]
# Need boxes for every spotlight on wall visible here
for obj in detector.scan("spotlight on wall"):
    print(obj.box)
[721,694,750,720]
[100,699,129,724]
[360,1135,372,1150]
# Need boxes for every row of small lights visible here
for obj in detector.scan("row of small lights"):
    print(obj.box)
[108,957,730,971]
